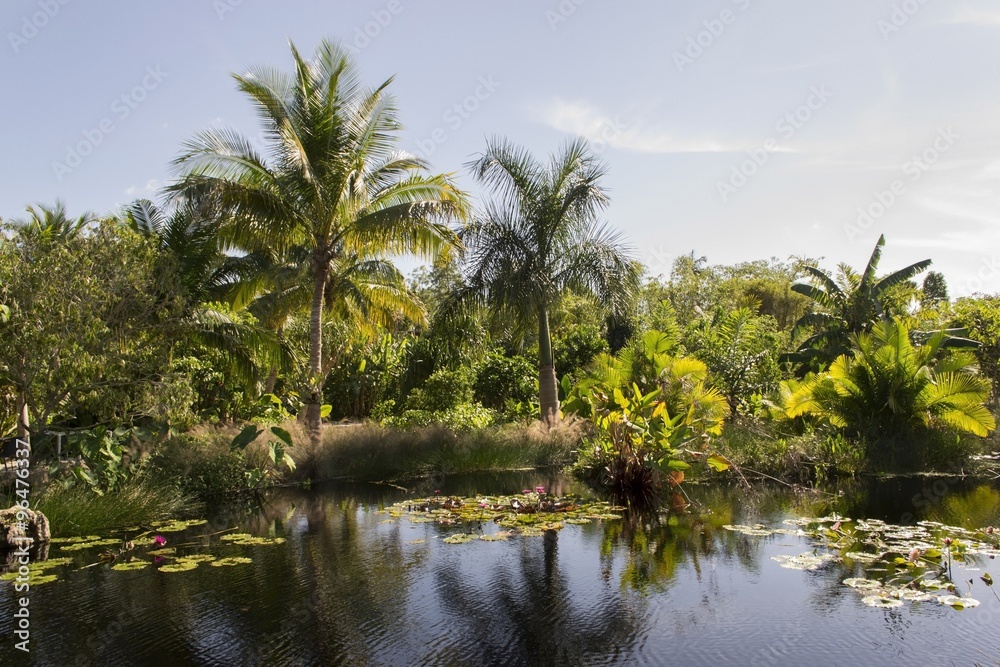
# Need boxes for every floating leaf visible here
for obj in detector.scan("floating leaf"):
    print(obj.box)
[938,595,980,609]
[862,595,903,608]
[211,557,252,567]
[148,548,176,556]
[159,562,199,573]
[443,534,477,544]
[176,555,216,564]
[112,561,150,572]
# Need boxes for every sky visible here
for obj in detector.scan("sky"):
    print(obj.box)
[2,0,1000,295]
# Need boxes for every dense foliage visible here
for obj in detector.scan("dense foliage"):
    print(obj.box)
[1,37,997,514]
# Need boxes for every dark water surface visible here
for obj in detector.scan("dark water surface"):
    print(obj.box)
[2,473,1000,666]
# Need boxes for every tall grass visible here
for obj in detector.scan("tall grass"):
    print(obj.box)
[35,476,200,536]
[290,419,586,483]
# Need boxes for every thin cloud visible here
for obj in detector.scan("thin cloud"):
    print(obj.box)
[535,99,789,154]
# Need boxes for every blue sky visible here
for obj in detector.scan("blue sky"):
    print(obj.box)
[2,0,999,295]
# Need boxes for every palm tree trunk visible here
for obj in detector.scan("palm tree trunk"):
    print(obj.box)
[304,257,330,446]
[16,389,30,447]
[537,307,559,424]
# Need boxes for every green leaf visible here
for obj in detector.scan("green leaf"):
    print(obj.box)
[358,359,367,373]
[706,454,731,472]
[231,425,262,451]
[262,393,282,405]
[270,426,293,447]
[665,460,691,471]
[982,573,993,586]
[320,404,333,419]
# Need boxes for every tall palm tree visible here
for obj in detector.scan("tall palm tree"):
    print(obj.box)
[460,137,640,422]
[171,39,468,443]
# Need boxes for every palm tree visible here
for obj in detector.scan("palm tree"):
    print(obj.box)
[122,198,293,388]
[171,39,467,443]
[460,137,640,422]
[9,200,95,245]
[787,234,931,370]
[784,318,994,465]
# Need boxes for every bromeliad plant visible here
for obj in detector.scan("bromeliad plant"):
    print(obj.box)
[564,330,730,504]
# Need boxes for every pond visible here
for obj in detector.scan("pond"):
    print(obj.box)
[2,473,999,666]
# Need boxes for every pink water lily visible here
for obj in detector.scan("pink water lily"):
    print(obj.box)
[153,535,167,547]
[535,486,546,494]
[521,489,531,495]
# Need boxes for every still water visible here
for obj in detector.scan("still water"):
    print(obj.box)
[2,473,999,666]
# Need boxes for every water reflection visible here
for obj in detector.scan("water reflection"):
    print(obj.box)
[1,475,998,666]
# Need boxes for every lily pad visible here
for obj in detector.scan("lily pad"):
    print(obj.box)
[862,595,904,608]
[158,561,199,573]
[211,557,252,567]
[112,561,151,572]
[442,534,477,545]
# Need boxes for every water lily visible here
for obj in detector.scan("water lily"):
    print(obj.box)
[153,535,167,547]
[909,547,921,562]
[535,486,546,494]
[521,489,531,495]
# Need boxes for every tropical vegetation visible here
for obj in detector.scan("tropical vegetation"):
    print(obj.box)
[0,38,998,530]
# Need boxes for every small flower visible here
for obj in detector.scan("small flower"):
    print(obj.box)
[987,527,994,535]
[943,537,953,547]
[434,490,440,495]
[909,547,921,562]
[534,486,546,494]
[153,535,167,547]
[831,521,841,532]
[521,489,531,495]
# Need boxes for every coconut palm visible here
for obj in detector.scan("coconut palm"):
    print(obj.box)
[460,137,640,422]
[170,39,467,443]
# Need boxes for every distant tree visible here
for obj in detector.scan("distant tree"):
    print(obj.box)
[921,271,949,309]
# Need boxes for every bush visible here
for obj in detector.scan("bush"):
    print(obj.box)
[382,403,497,431]
[474,352,537,411]
[406,367,474,412]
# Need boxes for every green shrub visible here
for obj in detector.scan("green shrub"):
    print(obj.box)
[406,367,474,412]
[474,352,537,411]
